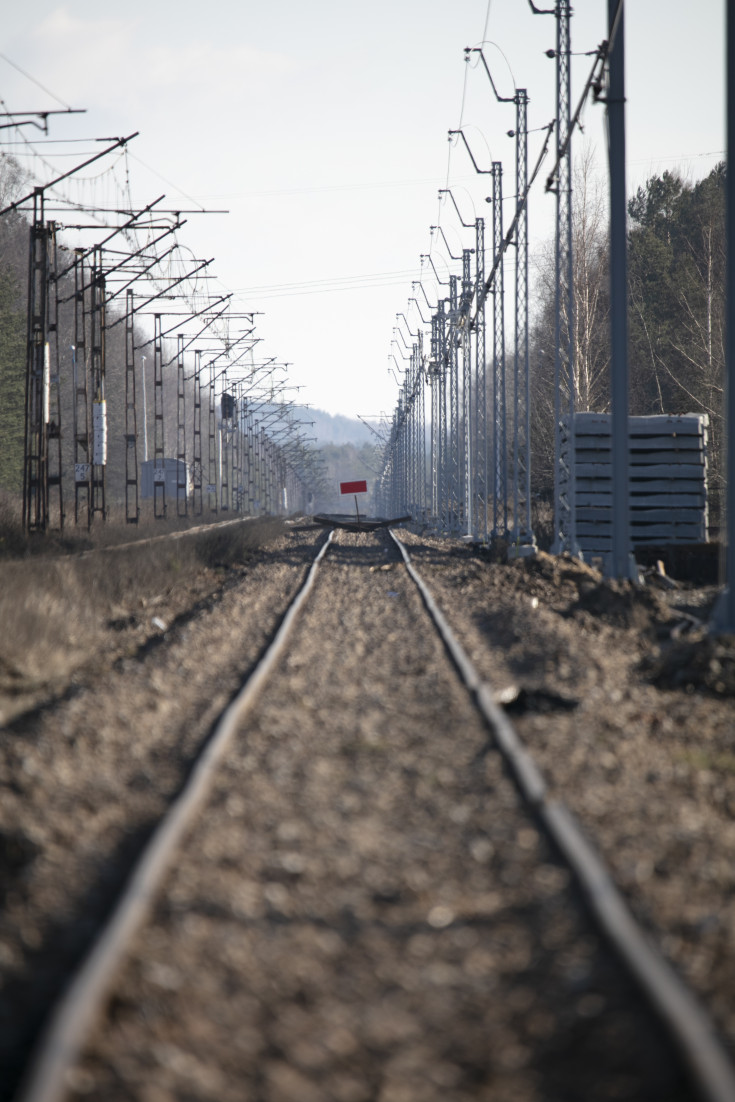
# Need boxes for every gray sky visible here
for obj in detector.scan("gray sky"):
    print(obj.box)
[1,1,726,418]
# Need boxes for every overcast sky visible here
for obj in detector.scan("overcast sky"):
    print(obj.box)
[1,1,726,420]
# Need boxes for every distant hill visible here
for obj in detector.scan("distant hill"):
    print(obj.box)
[293,407,383,447]
[269,406,386,512]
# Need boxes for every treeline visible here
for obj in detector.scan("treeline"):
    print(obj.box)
[529,159,726,512]
[315,441,381,513]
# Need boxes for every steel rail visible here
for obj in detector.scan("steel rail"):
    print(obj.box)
[17,529,336,1102]
[389,528,735,1102]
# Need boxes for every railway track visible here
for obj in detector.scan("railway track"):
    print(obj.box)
[13,526,735,1102]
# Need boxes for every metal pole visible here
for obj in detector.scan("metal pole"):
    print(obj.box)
[176,334,187,517]
[46,225,63,530]
[218,413,224,511]
[192,350,203,516]
[449,276,460,532]
[491,162,507,537]
[511,89,536,553]
[607,0,633,578]
[714,1,735,629]
[124,287,139,523]
[72,251,90,527]
[438,305,449,530]
[463,321,473,537]
[475,218,487,540]
[551,0,578,556]
[153,312,165,519]
[220,386,230,513]
[141,356,148,462]
[418,331,427,520]
[208,365,217,514]
[461,248,473,536]
[90,245,107,522]
[23,189,49,532]
[430,312,440,522]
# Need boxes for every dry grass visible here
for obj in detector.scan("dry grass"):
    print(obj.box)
[0,513,283,692]
[0,492,26,558]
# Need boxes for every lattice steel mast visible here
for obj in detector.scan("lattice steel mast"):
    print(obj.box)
[192,349,203,516]
[550,0,577,554]
[89,245,107,521]
[474,217,487,541]
[208,363,218,513]
[528,0,577,554]
[152,313,166,518]
[124,288,139,523]
[491,162,507,537]
[72,251,91,526]
[176,334,187,517]
[512,89,535,551]
[23,189,50,532]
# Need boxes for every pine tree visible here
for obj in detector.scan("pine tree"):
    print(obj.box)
[628,164,726,497]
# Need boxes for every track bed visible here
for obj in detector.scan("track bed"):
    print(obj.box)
[5,524,735,1101]
[53,530,693,1100]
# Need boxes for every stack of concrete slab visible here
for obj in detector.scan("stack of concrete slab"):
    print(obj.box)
[573,412,709,554]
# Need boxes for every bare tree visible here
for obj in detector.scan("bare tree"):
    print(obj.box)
[528,147,610,494]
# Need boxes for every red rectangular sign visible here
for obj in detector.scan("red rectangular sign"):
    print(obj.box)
[340,480,368,495]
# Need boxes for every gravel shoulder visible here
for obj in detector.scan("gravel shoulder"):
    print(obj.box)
[0,521,328,1101]
[395,529,735,1059]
